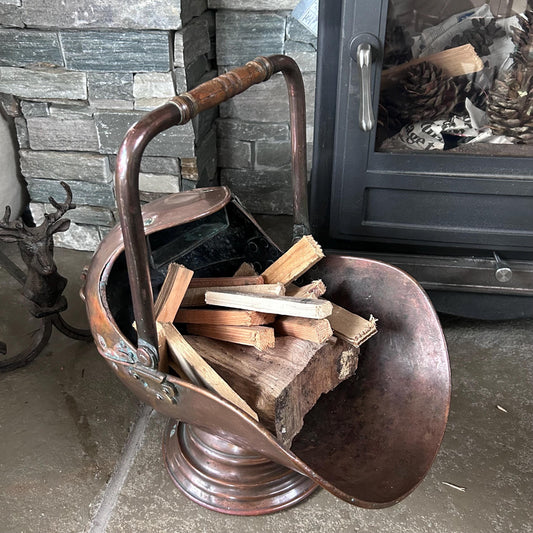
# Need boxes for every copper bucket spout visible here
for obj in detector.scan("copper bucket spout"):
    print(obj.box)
[82,55,451,515]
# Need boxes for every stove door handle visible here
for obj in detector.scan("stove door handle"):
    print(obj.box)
[356,43,374,132]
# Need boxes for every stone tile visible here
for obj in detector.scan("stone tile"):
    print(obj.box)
[87,72,134,101]
[48,103,94,119]
[180,0,207,26]
[208,0,298,9]
[180,178,197,191]
[255,140,291,169]
[286,16,317,46]
[174,16,211,68]
[284,41,317,73]
[27,177,115,208]
[195,126,217,185]
[221,168,292,214]
[215,11,285,66]
[60,30,172,72]
[27,116,99,152]
[0,93,21,116]
[0,4,24,28]
[173,67,188,94]
[185,55,210,88]
[180,158,199,181]
[217,118,289,142]
[138,172,180,194]
[0,66,87,100]
[20,150,112,183]
[30,201,115,227]
[0,29,64,68]
[20,101,49,117]
[133,72,175,99]
[22,0,182,30]
[14,116,28,148]
[217,137,252,169]
[133,72,175,110]
[94,111,195,157]
[108,155,181,176]
[53,220,102,250]
[90,100,134,111]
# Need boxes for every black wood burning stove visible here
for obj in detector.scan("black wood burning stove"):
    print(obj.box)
[310,0,533,318]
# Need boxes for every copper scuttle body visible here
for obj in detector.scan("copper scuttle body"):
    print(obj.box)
[81,55,451,516]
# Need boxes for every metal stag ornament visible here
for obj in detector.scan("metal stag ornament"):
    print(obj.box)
[0,181,91,371]
[1,181,73,308]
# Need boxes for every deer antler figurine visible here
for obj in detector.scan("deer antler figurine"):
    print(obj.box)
[0,181,91,371]
[0,181,73,308]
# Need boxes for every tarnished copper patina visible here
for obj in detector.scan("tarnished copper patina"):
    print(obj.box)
[81,55,451,515]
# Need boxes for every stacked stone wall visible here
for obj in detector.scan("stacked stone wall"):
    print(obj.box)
[0,0,318,249]
[0,0,216,250]
[210,0,317,216]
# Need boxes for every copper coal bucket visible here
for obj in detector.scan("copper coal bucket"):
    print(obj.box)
[81,56,451,515]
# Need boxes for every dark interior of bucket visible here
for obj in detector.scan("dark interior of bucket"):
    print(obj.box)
[104,202,449,507]
[106,202,282,344]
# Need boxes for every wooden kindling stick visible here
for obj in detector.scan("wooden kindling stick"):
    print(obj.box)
[154,263,194,322]
[188,275,264,288]
[328,303,378,347]
[261,235,324,285]
[285,280,327,299]
[175,308,276,326]
[380,44,484,88]
[153,263,194,372]
[187,323,275,351]
[273,316,333,344]
[205,290,333,319]
[159,322,258,421]
[181,282,285,307]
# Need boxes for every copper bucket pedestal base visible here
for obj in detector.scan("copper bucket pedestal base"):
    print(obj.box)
[163,420,318,515]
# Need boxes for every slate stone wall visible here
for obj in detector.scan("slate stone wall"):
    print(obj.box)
[0,0,317,250]
[0,0,217,250]
[210,1,317,216]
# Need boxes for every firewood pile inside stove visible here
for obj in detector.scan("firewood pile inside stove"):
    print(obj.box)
[377,2,533,152]
[152,235,377,448]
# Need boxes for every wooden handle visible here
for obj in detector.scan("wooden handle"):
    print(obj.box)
[169,57,273,123]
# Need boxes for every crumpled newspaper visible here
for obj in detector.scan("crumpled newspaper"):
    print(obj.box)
[394,115,476,151]
[381,5,520,151]
[411,4,517,92]
[385,98,513,151]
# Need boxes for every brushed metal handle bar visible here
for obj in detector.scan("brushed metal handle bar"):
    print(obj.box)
[357,43,374,132]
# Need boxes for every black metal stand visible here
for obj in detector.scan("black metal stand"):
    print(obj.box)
[0,249,92,372]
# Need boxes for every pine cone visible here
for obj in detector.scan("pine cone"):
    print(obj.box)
[487,4,533,143]
[381,62,459,132]
[448,17,506,57]
[453,74,488,112]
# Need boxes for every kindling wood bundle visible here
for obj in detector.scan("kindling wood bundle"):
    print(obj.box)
[153,235,378,447]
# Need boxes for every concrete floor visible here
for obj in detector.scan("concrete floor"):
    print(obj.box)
[1,241,532,533]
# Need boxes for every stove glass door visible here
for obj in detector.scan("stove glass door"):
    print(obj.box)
[377,0,532,155]
[327,0,533,254]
